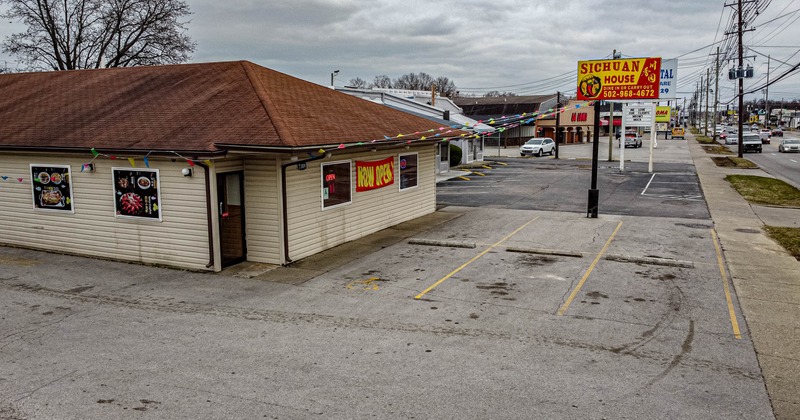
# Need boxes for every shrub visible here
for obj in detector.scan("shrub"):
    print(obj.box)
[449,143,462,166]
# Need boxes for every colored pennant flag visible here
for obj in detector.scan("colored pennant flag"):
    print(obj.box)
[1,176,8,180]
[143,156,150,168]
[128,157,136,167]
[17,178,23,182]
[203,160,212,167]
[337,144,345,149]
[318,149,325,154]
[91,148,99,157]
[186,159,195,167]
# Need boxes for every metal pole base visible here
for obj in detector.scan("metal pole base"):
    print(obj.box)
[587,189,599,218]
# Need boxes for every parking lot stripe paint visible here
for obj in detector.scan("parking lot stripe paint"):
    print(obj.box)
[641,173,656,195]
[711,229,742,339]
[494,162,509,166]
[414,216,540,300]
[471,172,486,176]
[481,165,493,169]
[458,176,471,181]
[557,221,623,316]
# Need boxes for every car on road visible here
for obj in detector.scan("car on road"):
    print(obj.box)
[742,133,762,153]
[724,132,737,145]
[772,127,784,137]
[719,130,729,141]
[671,127,685,139]
[778,139,800,153]
[759,129,772,144]
[520,137,555,157]
[620,132,643,148]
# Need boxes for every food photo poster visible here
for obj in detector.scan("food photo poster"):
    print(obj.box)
[31,164,73,212]
[112,168,161,221]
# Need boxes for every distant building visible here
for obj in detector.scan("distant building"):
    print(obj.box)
[454,95,557,146]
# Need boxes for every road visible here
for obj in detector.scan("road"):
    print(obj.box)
[725,132,800,188]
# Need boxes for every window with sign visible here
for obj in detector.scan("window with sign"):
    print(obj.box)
[399,153,418,190]
[321,161,351,208]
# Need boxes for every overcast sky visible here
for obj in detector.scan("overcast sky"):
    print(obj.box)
[3,0,800,105]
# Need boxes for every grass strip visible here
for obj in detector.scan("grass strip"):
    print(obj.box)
[725,174,800,206]
[764,226,800,261]
[712,157,758,168]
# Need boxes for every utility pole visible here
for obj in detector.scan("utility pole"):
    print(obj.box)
[705,68,710,138]
[713,47,720,142]
[765,55,770,125]
[699,76,704,131]
[555,91,561,159]
[737,0,744,158]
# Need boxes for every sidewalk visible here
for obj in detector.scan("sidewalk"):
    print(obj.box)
[686,131,800,419]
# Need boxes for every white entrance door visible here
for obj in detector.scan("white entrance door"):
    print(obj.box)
[438,142,450,173]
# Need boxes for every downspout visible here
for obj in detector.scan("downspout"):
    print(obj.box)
[196,161,215,269]
[280,153,328,265]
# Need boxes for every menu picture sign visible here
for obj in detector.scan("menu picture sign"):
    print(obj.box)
[31,164,73,212]
[112,168,161,221]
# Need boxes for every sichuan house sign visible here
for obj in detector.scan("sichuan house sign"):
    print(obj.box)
[112,168,161,220]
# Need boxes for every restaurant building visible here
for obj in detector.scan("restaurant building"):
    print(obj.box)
[0,61,460,271]
[535,100,596,144]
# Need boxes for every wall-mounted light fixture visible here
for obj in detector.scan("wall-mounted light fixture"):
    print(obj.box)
[181,167,193,177]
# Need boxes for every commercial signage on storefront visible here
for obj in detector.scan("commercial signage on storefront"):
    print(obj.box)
[576,57,662,101]
[356,156,394,192]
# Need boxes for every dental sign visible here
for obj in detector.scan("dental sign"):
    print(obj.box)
[356,157,394,192]
[658,59,677,100]
[576,57,661,101]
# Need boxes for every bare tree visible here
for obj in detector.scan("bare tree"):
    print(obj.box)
[370,74,392,88]
[348,77,367,88]
[484,91,517,97]
[394,72,434,91]
[434,76,457,97]
[1,0,195,70]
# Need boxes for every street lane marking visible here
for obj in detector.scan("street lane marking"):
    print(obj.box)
[414,216,540,300]
[711,229,742,339]
[557,221,623,316]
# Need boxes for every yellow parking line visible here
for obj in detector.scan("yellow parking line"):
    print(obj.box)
[495,162,509,166]
[471,172,486,176]
[414,216,540,300]
[458,176,470,181]
[557,221,623,316]
[481,165,493,169]
[711,229,742,339]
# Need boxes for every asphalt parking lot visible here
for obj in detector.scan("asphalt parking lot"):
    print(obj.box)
[0,134,779,419]
[0,199,772,419]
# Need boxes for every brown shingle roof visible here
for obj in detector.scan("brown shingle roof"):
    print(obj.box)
[0,61,446,153]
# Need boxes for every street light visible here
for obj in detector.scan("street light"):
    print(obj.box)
[330,70,339,87]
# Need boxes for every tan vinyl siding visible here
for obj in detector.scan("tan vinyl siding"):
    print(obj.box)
[242,156,282,264]
[0,153,210,270]
[285,145,435,262]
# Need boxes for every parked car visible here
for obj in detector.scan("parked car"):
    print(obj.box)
[620,133,642,148]
[671,127,685,139]
[741,133,762,153]
[520,137,555,156]
[771,127,784,137]
[778,139,800,153]
[759,129,772,144]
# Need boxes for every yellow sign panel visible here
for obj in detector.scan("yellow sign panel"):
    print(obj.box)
[655,106,671,123]
[576,58,661,100]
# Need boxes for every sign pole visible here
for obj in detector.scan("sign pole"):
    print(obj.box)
[620,102,626,172]
[649,101,657,173]
[588,100,600,218]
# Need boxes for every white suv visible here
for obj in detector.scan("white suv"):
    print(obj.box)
[520,137,555,157]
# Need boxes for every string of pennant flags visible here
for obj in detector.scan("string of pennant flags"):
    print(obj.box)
[1,101,594,182]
